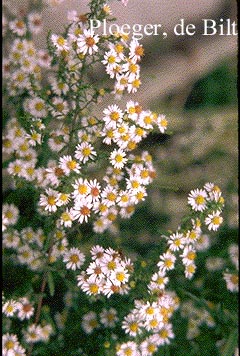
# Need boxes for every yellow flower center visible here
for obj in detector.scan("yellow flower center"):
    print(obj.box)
[19,142,29,151]
[174,239,181,246]
[129,63,138,73]
[147,344,156,353]
[115,44,124,53]
[195,195,205,205]
[126,206,135,214]
[157,277,164,284]
[107,261,116,270]
[165,259,173,268]
[61,212,71,221]
[47,196,56,206]
[26,232,34,239]
[26,167,35,175]
[115,154,124,163]
[78,184,88,195]
[187,251,196,260]
[189,231,197,240]
[5,340,14,350]
[144,115,152,125]
[67,160,77,170]
[212,216,222,225]
[89,284,99,294]
[56,103,64,112]
[108,55,116,64]
[5,211,13,219]
[60,194,68,202]
[140,170,149,179]
[132,79,141,88]
[135,127,144,136]
[160,118,168,127]
[230,274,238,285]
[187,264,196,273]
[35,102,44,111]
[16,73,25,82]
[82,147,91,156]
[146,306,154,314]
[159,329,169,339]
[127,141,136,150]
[107,192,117,201]
[116,272,125,282]
[110,111,120,121]
[107,313,115,321]
[121,195,129,203]
[135,46,144,56]
[57,37,66,46]
[136,191,144,200]
[128,107,135,114]
[124,348,133,356]
[6,305,14,313]
[120,77,128,85]
[70,254,80,263]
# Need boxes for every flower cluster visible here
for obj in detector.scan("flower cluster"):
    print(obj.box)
[117,292,178,355]
[188,182,224,231]
[180,300,215,340]
[2,0,231,355]
[3,296,34,320]
[77,245,133,297]
[148,183,225,282]
[81,307,119,334]
[2,333,26,356]
[3,227,46,271]
[3,2,168,237]
[2,326,53,356]
[38,140,158,233]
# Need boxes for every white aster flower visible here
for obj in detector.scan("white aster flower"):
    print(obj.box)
[2,204,19,226]
[59,155,81,175]
[223,272,238,292]
[100,307,118,328]
[205,211,223,231]
[103,104,124,129]
[129,39,144,63]
[81,311,99,334]
[180,245,197,266]
[157,251,176,272]
[39,188,60,213]
[188,188,208,212]
[28,12,43,34]
[74,142,97,163]
[17,297,34,320]
[71,196,93,223]
[51,34,69,52]
[116,341,140,356]
[122,313,143,336]
[24,324,43,343]
[2,333,20,355]
[63,247,85,270]
[2,299,20,317]
[110,148,127,169]
[167,232,185,251]
[77,29,99,55]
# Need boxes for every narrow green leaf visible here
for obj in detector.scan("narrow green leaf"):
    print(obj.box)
[47,271,55,297]
[221,328,238,356]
